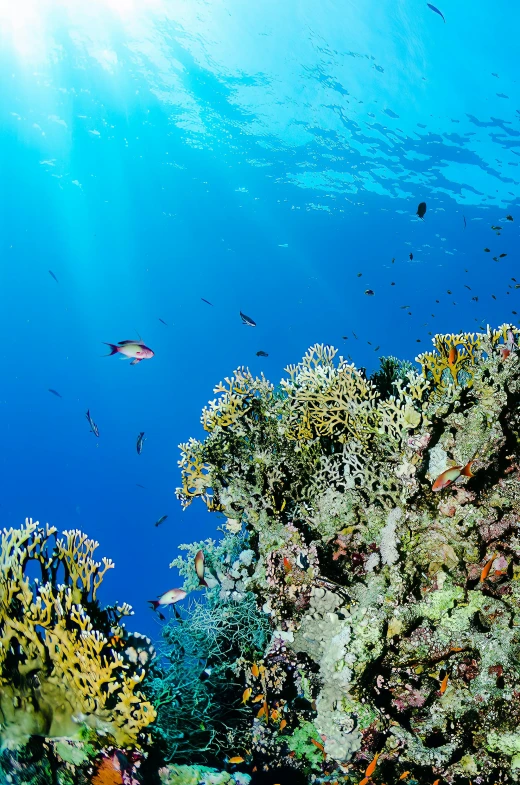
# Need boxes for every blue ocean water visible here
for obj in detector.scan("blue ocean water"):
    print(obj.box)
[0,0,518,640]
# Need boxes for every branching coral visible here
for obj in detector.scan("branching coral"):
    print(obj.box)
[0,519,156,751]
[175,324,520,783]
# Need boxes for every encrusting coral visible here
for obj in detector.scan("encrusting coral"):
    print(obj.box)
[0,519,156,752]
[173,324,520,784]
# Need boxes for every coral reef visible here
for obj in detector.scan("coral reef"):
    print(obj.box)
[174,325,520,783]
[0,519,156,752]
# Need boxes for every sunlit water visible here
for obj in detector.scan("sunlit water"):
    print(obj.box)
[0,0,518,637]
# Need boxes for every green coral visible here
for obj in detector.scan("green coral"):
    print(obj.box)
[285,721,325,770]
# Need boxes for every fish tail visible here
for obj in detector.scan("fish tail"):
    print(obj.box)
[199,578,208,588]
[461,460,474,478]
[103,343,119,356]
[148,600,160,610]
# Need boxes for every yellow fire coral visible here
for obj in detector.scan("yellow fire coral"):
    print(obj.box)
[416,331,482,393]
[0,519,156,750]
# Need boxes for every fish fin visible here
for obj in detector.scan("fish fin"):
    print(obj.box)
[199,579,208,588]
[102,343,119,356]
[148,600,159,610]
[461,460,474,478]
[118,340,139,345]
[130,359,141,365]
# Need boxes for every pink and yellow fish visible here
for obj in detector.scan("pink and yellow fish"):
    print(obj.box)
[148,588,186,610]
[432,461,474,492]
[104,339,154,365]
[195,550,208,587]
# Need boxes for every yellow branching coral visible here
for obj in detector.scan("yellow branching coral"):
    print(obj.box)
[201,367,273,432]
[177,437,214,509]
[0,519,156,750]
[416,331,482,393]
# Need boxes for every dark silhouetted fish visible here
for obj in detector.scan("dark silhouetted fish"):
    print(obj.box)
[48,388,62,398]
[201,298,213,306]
[364,289,375,296]
[158,318,168,326]
[85,409,99,437]
[506,215,513,221]
[256,351,269,357]
[136,484,146,489]
[240,311,256,327]
[137,432,146,455]
[416,202,426,219]
[500,253,507,258]
[427,3,446,22]
[463,215,466,230]
[409,252,413,260]
[154,515,168,527]
[484,248,490,252]
[48,270,59,283]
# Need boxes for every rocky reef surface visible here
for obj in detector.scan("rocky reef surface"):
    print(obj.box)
[4,324,520,785]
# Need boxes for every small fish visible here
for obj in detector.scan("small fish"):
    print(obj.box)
[364,289,375,296]
[104,340,154,365]
[195,550,208,587]
[446,290,452,294]
[279,719,287,731]
[480,553,497,583]
[432,780,441,785]
[499,253,507,258]
[427,3,446,22]
[484,248,490,252]
[85,409,99,437]
[506,215,513,221]
[256,705,266,719]
[365,752,380,779]
[391,257,395,263]
[158,318,168,326]
[154,515,168,527]
[400,305,411,309]
[136,431,146,454]
[251,663,260,678]
[439,672,449,694]
[463,215,466,229]
[252,694,265,703]
[242,688,252,704]
[491,225,501,231]
[48,388,62,398]
[448,346,457,365]
[357,272,363,277]
[374,345,380,351]
[136,483,146,489]
[310,738,324,752]
[201,298,213,306]
[48,270,59,283]
[464,285,471,290]
[391,282,395,285]
[270,709,279,720]
[513,278,517,282]
[256,351,269,357]
[283,557,292,574]
[148,587,186,610]
[416,201,427,219]
[400,774,411,781]
[409,252,413,260]
[492,294,497,300]
[352,331,358,339]
[228,757,245,765]
[432,460,474,492]
[240,311,256,327]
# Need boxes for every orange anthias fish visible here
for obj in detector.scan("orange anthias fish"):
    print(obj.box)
[228,756,245,765]
[399,773,411,781]
[432,461,474,492]
[103,339,154,365]
[251,663,260,678]
[310,738,325,752]
[194,550,208,587]
[283,557,292,574]
[480,553,497,583]
[448,346,458,365]
[148,588,186,610]
[242,688,252,704]
[439,672,449,694]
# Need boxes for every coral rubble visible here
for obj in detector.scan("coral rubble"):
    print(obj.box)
[173,325,520,783]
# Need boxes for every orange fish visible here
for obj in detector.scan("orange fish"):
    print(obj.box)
[251,663,260,678]
[310,738,325,752]
[270,709,279,721]
[360,778,369,785]
[242,688,252,704]
[399,773,411,781]
[500,347,511,359]
[279,719,287,731]
[252,694,264,703]
[283,556,292,574]
[228,756,245,765]
[448,346,458,365]
[439,673,449,694]
[365,752,380,778]
[480,553,497,583]
[432,460,474,492]
[432,780,441,785]
[257,705,266,719]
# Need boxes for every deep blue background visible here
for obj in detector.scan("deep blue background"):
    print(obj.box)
[0,0,519,640]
